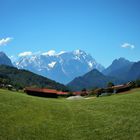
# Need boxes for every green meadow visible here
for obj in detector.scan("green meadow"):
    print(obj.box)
[0,88,140,140]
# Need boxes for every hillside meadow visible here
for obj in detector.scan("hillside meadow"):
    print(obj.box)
[0,88,140,140]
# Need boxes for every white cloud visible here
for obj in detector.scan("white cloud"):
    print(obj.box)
[42,50,56,56]
[0,37,13,46]
[121,43,135,49]
[18,51,33,57]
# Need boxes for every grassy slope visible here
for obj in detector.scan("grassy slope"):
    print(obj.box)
[0,89,140,140]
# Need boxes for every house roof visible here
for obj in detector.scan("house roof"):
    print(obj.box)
[25,88,68,95]
[73,91,82,95]
[57,91,68,95]
[112,85,124,88]
[112,84,131,90]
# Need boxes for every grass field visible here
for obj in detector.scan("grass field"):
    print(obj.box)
[0,88,140,140]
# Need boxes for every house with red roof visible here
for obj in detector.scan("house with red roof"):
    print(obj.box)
[25,87,68,98]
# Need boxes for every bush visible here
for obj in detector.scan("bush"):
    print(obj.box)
[105,88,114,93]
[94,88,104,97]
[107,82,114,88]
[81,88,87,96]
[135,80,140,87]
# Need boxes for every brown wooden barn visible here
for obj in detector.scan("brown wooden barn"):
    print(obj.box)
[112,83,132,93]
[24,88,68,98]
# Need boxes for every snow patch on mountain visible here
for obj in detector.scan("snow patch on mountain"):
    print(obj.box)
[88,61,94,68]
[48,61,56,68]
[58,51,66,55]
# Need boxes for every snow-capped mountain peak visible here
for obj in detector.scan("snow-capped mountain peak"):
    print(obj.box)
[15,50,104,84]
[74,49,84,55]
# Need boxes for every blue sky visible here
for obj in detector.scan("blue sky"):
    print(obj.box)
[0,0,140,67]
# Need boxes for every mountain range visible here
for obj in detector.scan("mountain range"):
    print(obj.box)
[14,50,104,84]
[68,58,140,91]
[0,51,140,91]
